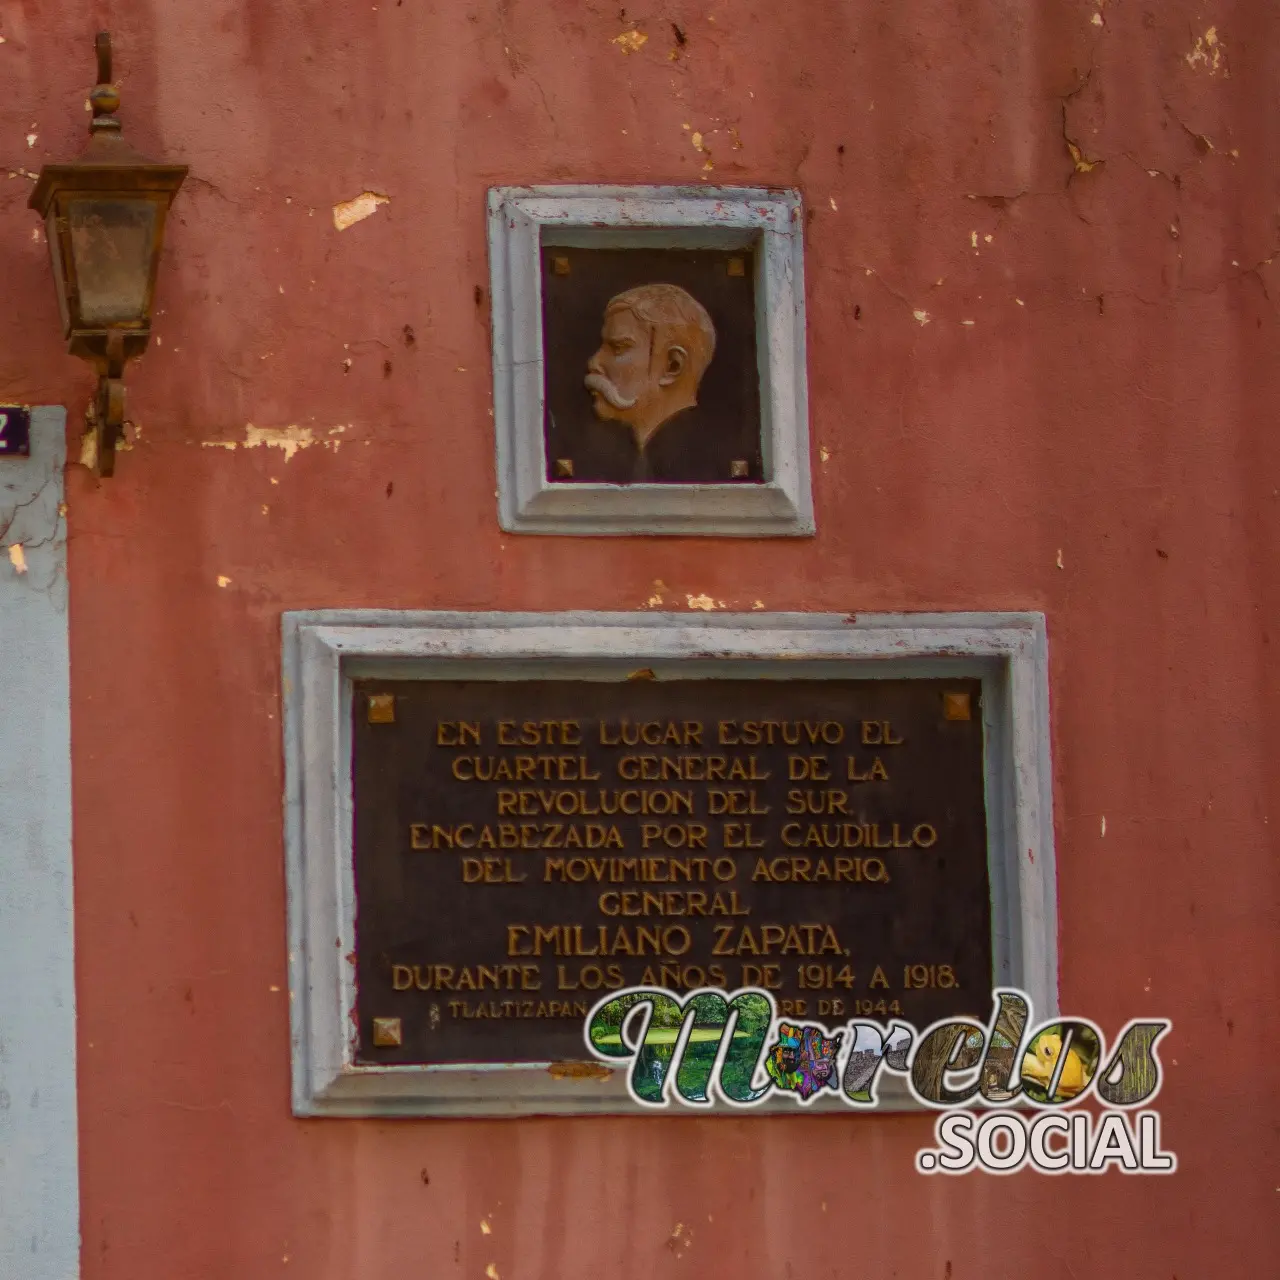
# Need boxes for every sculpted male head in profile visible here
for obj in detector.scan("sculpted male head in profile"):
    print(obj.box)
[584,283,717,455]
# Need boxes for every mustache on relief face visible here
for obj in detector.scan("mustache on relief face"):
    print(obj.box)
[584,372,638,411]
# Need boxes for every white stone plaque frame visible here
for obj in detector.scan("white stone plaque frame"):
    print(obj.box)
[486,185,813,536]
[284,610,1057,1118]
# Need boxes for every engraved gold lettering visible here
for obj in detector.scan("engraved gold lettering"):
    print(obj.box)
[436,721,482,747]
[713,923,844,956]
[598,720,704,747]
[722,822,765,849]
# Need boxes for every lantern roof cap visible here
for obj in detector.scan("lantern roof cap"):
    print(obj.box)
[28,32,187,216]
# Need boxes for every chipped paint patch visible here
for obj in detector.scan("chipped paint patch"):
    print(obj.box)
[819,446,830,463]
[686,594,721,611]
[912,309,931,325]
[1067,141,1098,173]
[689,129,714,173]
[480,1220,492,1235]
[78,427,98,471]
[611,28,648,53]
[333,191,390,231]
[667,1222,693,1256]
[245,425,316,461]
[7,543,27,574]
[216,575,231,588]
[645,579,668,608]
[203,424,351,462]
[1185,26,1227,76]
[485,1266,500,1280]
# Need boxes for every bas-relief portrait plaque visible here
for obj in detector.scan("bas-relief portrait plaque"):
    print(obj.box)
[542,249,763,486]
[487,186,814,536]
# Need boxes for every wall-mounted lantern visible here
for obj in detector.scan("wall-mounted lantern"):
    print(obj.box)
[28,33,187,477]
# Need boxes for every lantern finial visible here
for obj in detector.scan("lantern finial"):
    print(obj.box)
[89,32,121,134]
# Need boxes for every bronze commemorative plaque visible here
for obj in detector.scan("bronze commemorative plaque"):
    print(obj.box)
[351,677,993,1066]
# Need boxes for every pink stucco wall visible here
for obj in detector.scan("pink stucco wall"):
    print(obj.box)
[1,0,1277,1274]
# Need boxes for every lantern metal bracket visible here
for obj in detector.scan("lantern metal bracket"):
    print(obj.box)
[93,333,126,478]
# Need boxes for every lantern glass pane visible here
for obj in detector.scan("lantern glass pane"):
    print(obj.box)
[66,197,157,326]
[45,211,71,335]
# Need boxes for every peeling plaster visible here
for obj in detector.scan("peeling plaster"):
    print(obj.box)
[78,429,97,472]
[201,424,351,462]
[689,130,714,173]
[1185,27,1227,76]
[611,29,647,54]
[332,191,390,231]
[1067,140,1099,173]
[667,1222,693,1256]
[686,594,723,611]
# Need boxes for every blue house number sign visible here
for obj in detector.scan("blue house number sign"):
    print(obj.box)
[0,406,31,457]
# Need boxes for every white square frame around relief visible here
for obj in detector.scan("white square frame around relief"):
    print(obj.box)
[486,185,813,536]
[283,610,1058,1118]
